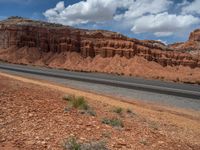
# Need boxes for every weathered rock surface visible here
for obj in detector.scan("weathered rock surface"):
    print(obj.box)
[189,29,200,42]
[0,17,200,83]
[169,29,200,57]
[0,17,199,68]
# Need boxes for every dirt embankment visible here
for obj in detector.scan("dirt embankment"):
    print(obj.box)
[0,73,200,150]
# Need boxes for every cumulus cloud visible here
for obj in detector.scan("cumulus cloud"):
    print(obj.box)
[131,12,200,37]
[44,0,128,25]
[181,0,200,15]
[114,0,172,21]
[44,0,200,37]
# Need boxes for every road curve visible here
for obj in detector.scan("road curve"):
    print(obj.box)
[0,62,199,100]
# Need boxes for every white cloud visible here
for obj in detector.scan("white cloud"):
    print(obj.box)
[181,0,200,15]
[114,0,172,21]
[131,12,200,37]
[44,0,200,37]
[176,0,190,8]
[44,0,126,26]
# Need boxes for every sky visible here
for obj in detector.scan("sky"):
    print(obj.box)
[0,0,200,44]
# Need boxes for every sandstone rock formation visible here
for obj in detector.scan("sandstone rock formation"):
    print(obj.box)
[0,17,199,68]
[0,17,200,83]
[169,29,200,58]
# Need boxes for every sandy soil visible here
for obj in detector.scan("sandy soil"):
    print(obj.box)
[0,73,200,150]
[0,47,200,84]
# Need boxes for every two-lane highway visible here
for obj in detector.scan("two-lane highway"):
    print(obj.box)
[0,62,200,110]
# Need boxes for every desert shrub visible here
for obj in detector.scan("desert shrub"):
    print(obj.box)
[63,137,107,150]
[63,137,81,150]
[70,96,89,110]
[63,95,97,115]
[102,118,124,128]
[113,107,123,114]
[81,141,107,150]
[63,95,89,110]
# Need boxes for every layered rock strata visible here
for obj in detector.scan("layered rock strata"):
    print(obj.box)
[0,17,199,68]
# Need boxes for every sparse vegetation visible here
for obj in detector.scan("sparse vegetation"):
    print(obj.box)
[70,96,89,110]
[63,95,97,116]
[63,137,81,150]
[113,107,123,114]
[63,95,89,110]
[102,118,124,128]
[63,137,107,150]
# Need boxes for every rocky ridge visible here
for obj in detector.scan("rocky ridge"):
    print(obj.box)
[0,17,200,83]
[169,29,200,57]
[0,17,199,68]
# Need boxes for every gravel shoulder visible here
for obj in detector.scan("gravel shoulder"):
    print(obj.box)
[0,73,200,150]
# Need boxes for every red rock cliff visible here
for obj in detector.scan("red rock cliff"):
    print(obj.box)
[169,29,200,58]
[0,17,199,68]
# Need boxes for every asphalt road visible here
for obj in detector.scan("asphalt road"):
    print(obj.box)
[0,62,200,110]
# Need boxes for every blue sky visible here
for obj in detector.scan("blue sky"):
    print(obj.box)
[0,0,200,44]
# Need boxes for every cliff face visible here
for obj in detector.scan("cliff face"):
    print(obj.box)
[169,29,200,57]
[189,29,200,42]
[0,17,199,68]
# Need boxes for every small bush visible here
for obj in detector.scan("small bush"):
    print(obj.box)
[63,95,89,110]
[70,96,89,110]
[63,95,97,115]
[102,118,124,128]
[63,137,81,150]
[63,137,107,150]
[113,107,123,114]
[81,141,107,150]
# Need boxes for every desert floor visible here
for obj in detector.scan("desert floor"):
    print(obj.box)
[0,73,200,150]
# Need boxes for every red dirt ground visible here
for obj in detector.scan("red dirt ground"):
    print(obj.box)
[0,74,200,150]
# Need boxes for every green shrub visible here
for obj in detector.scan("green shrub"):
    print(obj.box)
[113,107,123,114]
[102,118,124,128]
[63,95,89,110]
[63,137,81,150]
[63,137,107,150]
[63,95,97,115]
[70,96,89,110]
